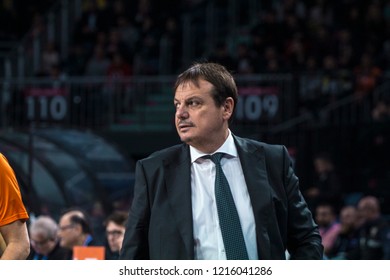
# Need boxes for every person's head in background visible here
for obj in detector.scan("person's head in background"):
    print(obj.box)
[104,211,128,255]
[57,208,93,250]
[29,216,59,256]
[339,205,358,233]
[357,196,381,225]
[315,203,337,228]
[313,152,334,176]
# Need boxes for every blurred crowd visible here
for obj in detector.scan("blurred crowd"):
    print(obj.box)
[25,195,390,260]
[2,0,390,78]
[2,0,389,122]
[27,208,129,260]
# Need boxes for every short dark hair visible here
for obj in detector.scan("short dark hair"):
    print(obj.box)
[61,207,92,234]
[104,211,128,228]
[69,214,92,234]
[174,62,238,116]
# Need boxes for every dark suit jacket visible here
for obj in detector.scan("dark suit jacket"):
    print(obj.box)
[27,242,72,260]
[120,135,323,259]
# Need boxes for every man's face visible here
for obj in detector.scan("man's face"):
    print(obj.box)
[315,206,334,227]
[174,79,233,153]
[105,221,125,253]
[30,231,55,256]
[57,215,79,250]
[340,207,357,228]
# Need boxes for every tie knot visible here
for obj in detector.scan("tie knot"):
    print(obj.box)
[209,152,224,164]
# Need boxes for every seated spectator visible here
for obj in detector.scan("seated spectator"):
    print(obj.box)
[28,215,72,260]
[85,45,110,76]
[328,206,359,259]
[347,196,390,259]
[41,41,60,76]
[315,203,341,257]
[353,53,382,101]
[57,208,101,259]
[372,99,390,122]
[208,41,237,72]
[103,211,128,260]
[304,152,343,212]
[106,52,132,80]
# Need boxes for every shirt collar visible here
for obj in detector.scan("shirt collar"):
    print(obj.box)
[190,130,237,163]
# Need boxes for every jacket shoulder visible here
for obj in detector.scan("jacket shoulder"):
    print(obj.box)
[234,135,287,156]
[139,144,187,166]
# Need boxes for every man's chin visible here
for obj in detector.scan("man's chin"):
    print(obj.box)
[179,136,190,143]
[179,133,193,144]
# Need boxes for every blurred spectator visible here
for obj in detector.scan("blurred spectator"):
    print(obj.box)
[73,0,107,52]
[29,12,46,39]
[57,208,100,258]
[299,56,322,114]
[353,52,382,101]
[304,152,343,212]
[134,15,160,75]
[315,203,341,257]
[235,42,255,74]
[356,97,390,198]
[347,196,390,259]
[106,28,130,62]
[41,41,60,75]
[134,0,154,27]
[208,41,237,72]
[372,99,390,122]
[28,215,72,260]
[106,52,132,79]
[284,32,306,71]
[85,45,110,76]
[251,9,283,49]
[105,0,128,28]
[320,55,342,104]
[90,201,106,245]
[103,211,128,260]
[65,44,88,76]
[335,29,356,72]
[105,51,133,117]
[159,16,182,74]
[328,205,359,260]
[116,16,139,59]
[262,45,284,73]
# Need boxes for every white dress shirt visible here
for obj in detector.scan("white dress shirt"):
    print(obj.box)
[190,131,258,260]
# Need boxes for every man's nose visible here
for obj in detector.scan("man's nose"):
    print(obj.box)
[176,105,189,119]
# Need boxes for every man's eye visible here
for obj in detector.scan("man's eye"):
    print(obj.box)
[188,100,199,106]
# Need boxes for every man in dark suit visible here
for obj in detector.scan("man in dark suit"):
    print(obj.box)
[57,208,100,259]
[28,215,72,260]
[120,62,323,260]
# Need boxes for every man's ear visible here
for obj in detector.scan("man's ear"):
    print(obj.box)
[222,97,234,119]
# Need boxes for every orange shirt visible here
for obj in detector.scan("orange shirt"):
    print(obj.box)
[0,153,29,227]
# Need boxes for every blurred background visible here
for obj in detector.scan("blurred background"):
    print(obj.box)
[0,0,389,242]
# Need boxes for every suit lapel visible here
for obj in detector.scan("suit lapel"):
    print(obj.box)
[234,136,271,259]
[164,145,194,259]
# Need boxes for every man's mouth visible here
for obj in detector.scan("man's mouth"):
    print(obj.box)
[178,122,193,130]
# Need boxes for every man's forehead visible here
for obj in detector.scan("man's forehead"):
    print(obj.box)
[177,79,213,89]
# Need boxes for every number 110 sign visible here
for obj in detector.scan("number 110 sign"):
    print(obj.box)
[24,87,68,123]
